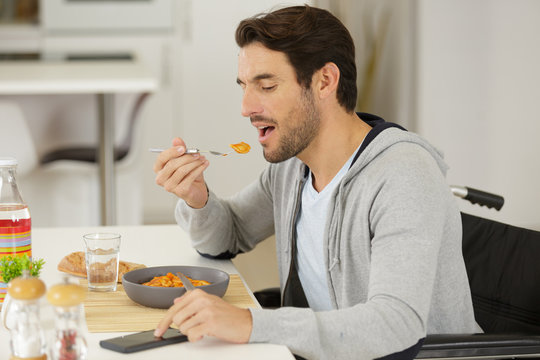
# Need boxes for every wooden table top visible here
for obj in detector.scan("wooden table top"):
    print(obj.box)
[81,274,256,332]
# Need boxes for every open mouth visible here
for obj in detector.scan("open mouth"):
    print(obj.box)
[257,125,275,142]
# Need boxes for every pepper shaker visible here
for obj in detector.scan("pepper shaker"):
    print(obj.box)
[47,278,87,360]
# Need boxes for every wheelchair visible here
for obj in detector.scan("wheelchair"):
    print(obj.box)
[254,186,540,359]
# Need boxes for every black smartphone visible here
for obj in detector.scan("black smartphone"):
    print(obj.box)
[99,328,188,353]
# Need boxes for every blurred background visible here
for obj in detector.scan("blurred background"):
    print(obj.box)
[1,0,539,291]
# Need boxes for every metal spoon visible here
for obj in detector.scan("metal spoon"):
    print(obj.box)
[149,148,232,156]
[176,272,195,291]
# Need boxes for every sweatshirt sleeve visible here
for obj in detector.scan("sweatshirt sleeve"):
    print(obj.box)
[175,167,275,257]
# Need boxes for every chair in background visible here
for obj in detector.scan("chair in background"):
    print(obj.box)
[18,93,150,227]
[40,93,149,165]
[0,100,38,177]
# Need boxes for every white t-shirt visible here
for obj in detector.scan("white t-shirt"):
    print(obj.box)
[296,147,360,311]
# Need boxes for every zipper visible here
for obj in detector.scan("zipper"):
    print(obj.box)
[328,184,345,271]
[326,188,343,308]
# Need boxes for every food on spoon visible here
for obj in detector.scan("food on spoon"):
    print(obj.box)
[229,142,251,154]
[142,272,210,287]
[57,251,145,283]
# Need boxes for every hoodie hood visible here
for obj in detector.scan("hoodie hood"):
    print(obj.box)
[345,114,448,184]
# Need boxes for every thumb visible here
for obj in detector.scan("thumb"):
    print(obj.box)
[172,137,186,148]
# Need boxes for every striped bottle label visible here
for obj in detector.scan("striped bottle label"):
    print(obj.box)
[0,218,32,304]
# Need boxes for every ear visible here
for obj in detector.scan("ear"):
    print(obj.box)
[313,62,340,100]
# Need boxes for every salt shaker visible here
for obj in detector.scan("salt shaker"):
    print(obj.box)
[47,278,87,360]
[6,270,47,360]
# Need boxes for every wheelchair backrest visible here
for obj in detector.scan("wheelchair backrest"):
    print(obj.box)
[461,212,540,333]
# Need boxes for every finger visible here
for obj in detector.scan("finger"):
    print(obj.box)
[155,153,202,187]
[183,323,206,342]
[172,137,186,148]
[156,289,204,337]
[161,157,207,193]
[175,168,210,205]
[179,298,252,343]
[174,292,213,341]
[177,303,205,335]
[153,145,186,174]
[172,291,208,330]
[154,311,174,337]
[172,158,209,191]
[154,298,188,337]
[152,136,191,174]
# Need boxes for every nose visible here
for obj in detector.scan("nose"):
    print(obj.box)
[241,88,263,118]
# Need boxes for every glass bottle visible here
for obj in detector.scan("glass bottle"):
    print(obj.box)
[47,278,87,360]
[0,157,32,306]
[6,270,47,359]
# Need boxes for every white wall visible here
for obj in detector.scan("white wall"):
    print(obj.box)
[317,0,417,130]
[416,0,540,230]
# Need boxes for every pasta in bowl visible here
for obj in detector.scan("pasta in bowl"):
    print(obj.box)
[142,272,211,287]
[122,265,230,309]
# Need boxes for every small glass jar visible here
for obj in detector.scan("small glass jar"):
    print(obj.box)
[6,270,47,360]
[47,278,87,360]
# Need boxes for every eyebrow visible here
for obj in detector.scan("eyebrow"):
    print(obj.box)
[236,73,277,86]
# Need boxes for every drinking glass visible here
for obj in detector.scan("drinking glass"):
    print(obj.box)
[83,233,121,292]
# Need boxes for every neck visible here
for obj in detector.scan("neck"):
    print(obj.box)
[298,111,371,192]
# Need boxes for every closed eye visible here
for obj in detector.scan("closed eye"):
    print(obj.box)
[262,85,277,91]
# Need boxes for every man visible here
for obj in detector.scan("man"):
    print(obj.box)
[153,5,479,359]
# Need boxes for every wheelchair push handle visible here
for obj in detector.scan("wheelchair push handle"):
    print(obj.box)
[450,185,504,211]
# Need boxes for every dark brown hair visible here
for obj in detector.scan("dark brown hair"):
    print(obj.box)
[236,5,357,112]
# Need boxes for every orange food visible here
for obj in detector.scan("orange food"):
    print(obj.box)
[229,142,251,154]
[142,272,210,288]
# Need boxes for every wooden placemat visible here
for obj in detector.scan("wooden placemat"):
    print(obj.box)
[81,274,256,332]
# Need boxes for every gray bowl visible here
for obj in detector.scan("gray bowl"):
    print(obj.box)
[122,265,230,309]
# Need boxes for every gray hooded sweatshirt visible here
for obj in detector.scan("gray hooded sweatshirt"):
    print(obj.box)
[176,122,479,359]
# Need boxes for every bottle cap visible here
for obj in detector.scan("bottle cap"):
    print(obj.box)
[0,157,17,166]
[7,272,46,301]
[47,278,86,307]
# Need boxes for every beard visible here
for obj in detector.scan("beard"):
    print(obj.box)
[259,87,321,163]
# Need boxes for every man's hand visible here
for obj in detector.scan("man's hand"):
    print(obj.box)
[154,289,253,343]
[153,137,210,209]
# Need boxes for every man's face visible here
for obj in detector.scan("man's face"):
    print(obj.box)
[237,42,320,163]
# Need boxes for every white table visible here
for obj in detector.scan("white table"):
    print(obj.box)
[0,58,158,225]
[0,225,294,360]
